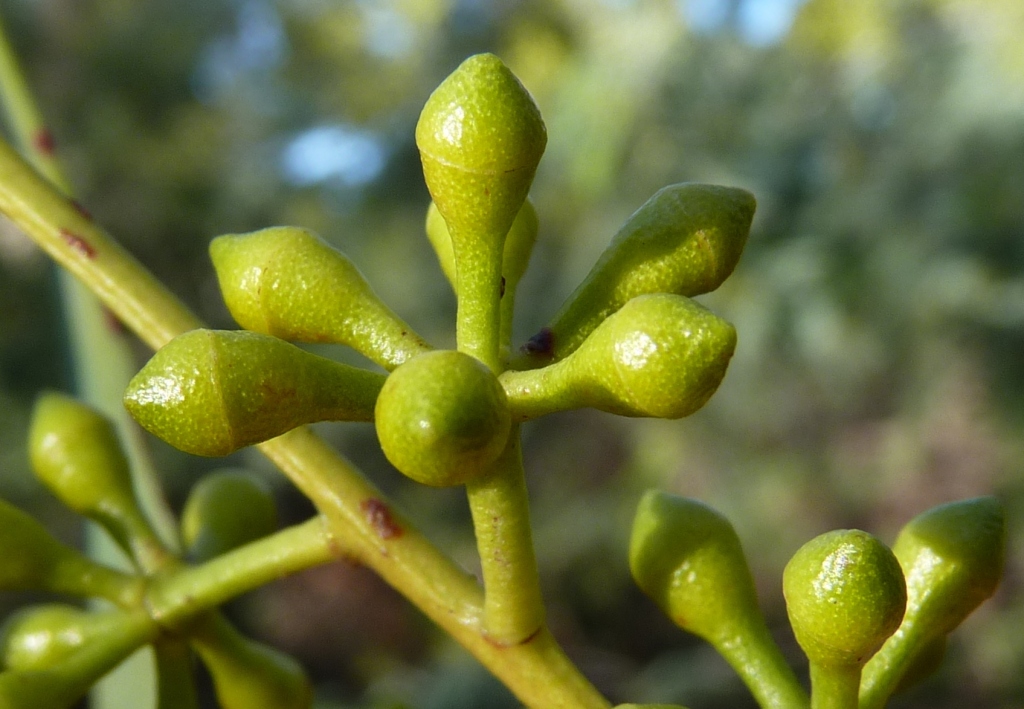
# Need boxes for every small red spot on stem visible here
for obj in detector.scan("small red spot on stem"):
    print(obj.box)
[521,327,554,357]
[59,228,96,259]
[70,200,93,221]
[33,129,56,156]
[361,498,402,540]
[102,308,126,335]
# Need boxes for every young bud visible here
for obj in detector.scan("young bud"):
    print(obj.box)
[192,615,312,709]
[416,53,546,245]
[210,227,431,371]
[182,470,278,562]
[630,491,807,709]
[859,497,1005,709]
[375,350,511,487]
[0,609,153,709]
[519,183,755,364]
[784,530,906,669]
[28,392,164,565]
[0,605,128,671]
[124,329,385,457]
[501,294,736,421]
[0,499,139,604]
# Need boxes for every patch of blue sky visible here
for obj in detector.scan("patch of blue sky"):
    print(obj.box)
[358,1,415,59]
[193,0,286,101]
[281,125,389,188]
[678,0,807,46]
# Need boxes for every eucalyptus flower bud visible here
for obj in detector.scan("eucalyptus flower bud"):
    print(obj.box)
[192,615,312,709]
[0,499,139,604]
[375,350,511,487]
[182,470,278,562]
[0,605,127,671]
[0,609,153,709]
[28,392,164,564]
[784,530,906,670]
[124,329,385,457]
[519,183,755,364]
[859,497,1005,709]
[501,294,736,420]
[630,491,807,709]
[416,53,546,246]
[210,227,431,371]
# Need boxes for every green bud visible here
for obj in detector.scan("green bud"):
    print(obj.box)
[630,491,761,641]
[0,499,139,604]
[209,227,431,371]
[124,329,385,457]
[518,183,755,364]
[860,497,1005,709]
[182,470,278,562]
[0,605,127,671]
[629,492,808,709]
[501,294,736,420]
[375,350,511,487]
[0,609,153,709]
[28,392,164,564]
[192,615,312,709]
[784,530,906,669]
[416,53,546,244]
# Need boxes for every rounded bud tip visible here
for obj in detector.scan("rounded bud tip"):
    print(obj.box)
[376,350,511,487]
[784,529,907,668]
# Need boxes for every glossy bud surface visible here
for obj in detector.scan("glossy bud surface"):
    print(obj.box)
[124,329,385,457]
[784,530,906,668]
[0,605,126,671]
[521,183,755,363]
[210,227,430,370]
[376,350,511,486]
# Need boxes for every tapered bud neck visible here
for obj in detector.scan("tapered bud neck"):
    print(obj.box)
[28,392,167,567]
[124,329,385,457]
[210,227,431,370]
[517,183,754,366]
[182,470,278,562]
[860,497,1005,709]
[375,350,511,487]
[501,294,736,421]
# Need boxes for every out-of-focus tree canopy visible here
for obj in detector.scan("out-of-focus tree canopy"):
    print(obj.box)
[1,1,1022,707]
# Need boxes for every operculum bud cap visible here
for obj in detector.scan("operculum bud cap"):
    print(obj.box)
[375,350,511,487]
[784,529,906,668]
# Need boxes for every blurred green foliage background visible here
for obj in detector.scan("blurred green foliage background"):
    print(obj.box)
[1,0,1022,707]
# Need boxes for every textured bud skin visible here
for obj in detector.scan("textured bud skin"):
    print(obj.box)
[416,53,546,241]
[523,183,754,363]
[784,530,907,668]
[630,491,761,642]
[182,470,278,562]
[124,329,385,457]
[0,605,125,671]
[375,350,511,487]
[210,227,430,370]
[860,498,1005,707]
[502,294,736,420]
[426,199,539,295]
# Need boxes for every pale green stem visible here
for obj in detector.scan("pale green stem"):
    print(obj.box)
[0,16,180,554]
[147,516,343,627]
[454,235,504,372]
[465,426,546,645]
[53,555,147,609]
[858,624,926,709]
[154,638,200,709]
[0,137,610,709]
[809,664,859,709]
[712,620,808,709]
